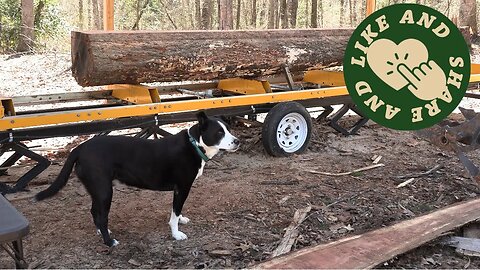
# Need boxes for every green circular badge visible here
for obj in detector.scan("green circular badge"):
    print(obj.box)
[344,4,470,130]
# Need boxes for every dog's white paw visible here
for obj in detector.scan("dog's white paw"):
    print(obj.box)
[96,229,112,235]
[172,231,188,240]
[111,239,119,247]
[179,215,190,224]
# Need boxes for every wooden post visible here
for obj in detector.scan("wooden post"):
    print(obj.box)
[103,0,114,30]
[366,0,375,16]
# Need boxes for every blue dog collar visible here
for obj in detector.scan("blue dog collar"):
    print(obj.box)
[187,130,209,162]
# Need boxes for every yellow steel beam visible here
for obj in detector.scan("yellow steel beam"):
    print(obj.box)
[110,84,161,104]
[303,70,345,86]
[471,63,480,75]
[0,87,349,131]
[217,78,268,94]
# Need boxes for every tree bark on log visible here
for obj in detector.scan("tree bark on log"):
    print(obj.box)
[71,28,354,87]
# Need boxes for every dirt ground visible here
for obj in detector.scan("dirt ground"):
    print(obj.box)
[0,115,480,268]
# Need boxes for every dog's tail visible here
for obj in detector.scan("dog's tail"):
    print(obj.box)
[35,146,81,201]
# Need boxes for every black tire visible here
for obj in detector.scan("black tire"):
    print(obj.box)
[262,102,312,157]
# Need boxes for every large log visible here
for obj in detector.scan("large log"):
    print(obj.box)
[71,29,354,87]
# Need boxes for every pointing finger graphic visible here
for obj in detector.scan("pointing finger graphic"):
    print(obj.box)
[397,63,420,91]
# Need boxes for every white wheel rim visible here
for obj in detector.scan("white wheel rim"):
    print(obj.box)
[276,112,308,153]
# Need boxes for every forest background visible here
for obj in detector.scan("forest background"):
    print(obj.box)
[0,0,478,53]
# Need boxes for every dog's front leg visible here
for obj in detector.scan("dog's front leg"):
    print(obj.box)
[169,187,191,240]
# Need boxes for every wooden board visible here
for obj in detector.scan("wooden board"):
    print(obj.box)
[258,198,480,269]
[71,28,354,86]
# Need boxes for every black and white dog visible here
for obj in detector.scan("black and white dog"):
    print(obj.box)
[35,112,240,247]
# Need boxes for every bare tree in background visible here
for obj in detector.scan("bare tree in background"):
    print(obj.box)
[251,0,257,27]
[17,0,34,52]
[79,0,84,29]
[280,0,287,28]
[319,0,323,27]
[218,0,233,29]
[235,0,241,29]
[195,0,201,28]
[459,0,478,36]
[339,0,345,26]
[201,0,214,29]
[92,0,101,29]
[305,0,310,27]
[267,0,275,28]
[311,0,318,28]
[288,0,298,28]
[132,0,151,30]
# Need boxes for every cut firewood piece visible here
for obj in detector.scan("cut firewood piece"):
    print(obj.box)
[258,198,480,269]
[71,29,354,86]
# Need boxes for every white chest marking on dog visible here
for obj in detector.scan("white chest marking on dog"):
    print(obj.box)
[195,160,206,180]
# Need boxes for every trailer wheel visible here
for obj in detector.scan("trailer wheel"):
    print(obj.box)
[262,102,312,157]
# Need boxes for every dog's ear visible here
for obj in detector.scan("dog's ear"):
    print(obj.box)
[196,111,208,126]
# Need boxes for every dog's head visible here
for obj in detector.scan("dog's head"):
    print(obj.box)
[196,112,240,155]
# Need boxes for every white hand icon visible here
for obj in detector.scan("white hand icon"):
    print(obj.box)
[397,60,452,103]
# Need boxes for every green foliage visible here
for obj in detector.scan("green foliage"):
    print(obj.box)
[0,0,21,52]
[0,0,64,53]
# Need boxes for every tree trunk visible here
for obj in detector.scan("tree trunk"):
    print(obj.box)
[92,0,101,29]
[17,0,34,52]
[459,0,478,36]
[132,0,151,30]
[235,0,241,29]
[267,0,275,28]
[288,0,298,28]
[311,0,318,28]
[339,0,345,27]
[79,0,84,29]
[251,0,257,27]
[305,0,309,27]
[195,0,201,29]
[34,1,45,28]
[218,0,233,30]
[319,0,323,27]
[71,28,354,86]
[348,0,353,26]
[351,0,357,26]
[280,0,287,29]
[201,0,214,29]
[87,0,91,28]
[274,0,279,28]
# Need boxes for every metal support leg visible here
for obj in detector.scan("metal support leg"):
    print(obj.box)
[1,240,27,269]
[316,106,334,122]
[13,240,26,269]
[329,104,369,136]
[0,143,51,194]
[0,151,23,176]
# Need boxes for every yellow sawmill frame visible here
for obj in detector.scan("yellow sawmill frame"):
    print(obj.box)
[1,62,479,131]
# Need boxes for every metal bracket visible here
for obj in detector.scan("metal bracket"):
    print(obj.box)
[328,104,369,136]
[416,107,480,183]
[0,143,51,194]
